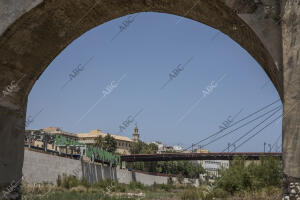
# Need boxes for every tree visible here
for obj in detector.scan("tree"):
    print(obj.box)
[103,134,117,153]
[148,143,158,153]
[129,141,205,178]
[216,157,282,194]
[95,135,104,149]
[130,141,158,154]
[130,141,147,154]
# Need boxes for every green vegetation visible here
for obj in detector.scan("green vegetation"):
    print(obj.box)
[95,134,117,153]
[103,134,118,153]
[179,156,282,200]
[55,135,83,146]
[95,135,105,149]
[129,141,205,178]
[130,141,158,154]
[23,157,283,200]
[86,146,120,165]
[216,156,282,195]
[179,186,281,200]
[23,174,186,200]
[130,160,205,179]
[56,174,90,189]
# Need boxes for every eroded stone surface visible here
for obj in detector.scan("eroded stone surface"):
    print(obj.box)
[282,0,300,190]
[0,0,282,102]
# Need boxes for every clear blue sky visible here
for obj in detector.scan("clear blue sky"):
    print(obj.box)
[27,12,282,152]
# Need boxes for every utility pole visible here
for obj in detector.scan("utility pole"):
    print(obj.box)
[233,144,236,152]
[228,143,231,152]
[192,143,194,152]
[198,145,202,153]
[264,142,266,153]
[276,144,281,152]
[268,144,272,152]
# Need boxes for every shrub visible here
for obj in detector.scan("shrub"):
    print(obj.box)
[167,176,174,185]
[177,174,184,184]
[181,188,200,200]
[88,187,102,193]
[57,174,91,189]
[160,184,172,192]
[70,186,87,193]
[216,157,282,194]
[57,175,62,187]
[211,187,229,198]
[79,177,90,188]
[129,181,144,190]
[115,184,127,193]
[93,179,115,190]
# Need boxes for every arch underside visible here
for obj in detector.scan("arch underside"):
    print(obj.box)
[0,0,282,112]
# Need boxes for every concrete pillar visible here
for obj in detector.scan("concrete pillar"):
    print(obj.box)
[121,161,126,169]
[28,134,31,149]
[282,0,300,198]
[0,104,25,199]
[44,141,47,152]
[109,162,112,180]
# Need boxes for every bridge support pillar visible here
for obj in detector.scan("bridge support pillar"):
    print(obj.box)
[121,161,126,169]
[282,0,300,199]
[0,103,25,200]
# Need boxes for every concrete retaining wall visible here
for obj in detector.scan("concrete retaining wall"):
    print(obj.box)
[23,149,198,186]
[23,149,83,184]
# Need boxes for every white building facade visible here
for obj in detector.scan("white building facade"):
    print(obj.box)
[197,160,229,177]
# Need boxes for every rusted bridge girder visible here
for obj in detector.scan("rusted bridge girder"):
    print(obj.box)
[121,152,282,162]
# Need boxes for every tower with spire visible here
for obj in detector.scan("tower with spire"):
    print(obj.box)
[132,123,140,142]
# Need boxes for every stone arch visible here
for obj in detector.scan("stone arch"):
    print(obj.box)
[0,0,282,106]
[0,0,287,198]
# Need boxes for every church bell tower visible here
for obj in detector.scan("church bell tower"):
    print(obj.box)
[132,124,140,142]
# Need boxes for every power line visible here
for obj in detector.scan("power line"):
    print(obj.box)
[183,101,280,151]
[203,105,282,150]
[182,99,281,151]
[231,110,284,152]
[223,106,282,152]
[271,133,282,152]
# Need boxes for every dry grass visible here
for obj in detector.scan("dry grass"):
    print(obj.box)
[230,187,282,200]
[22,183,60,195]
[69,186,87,193]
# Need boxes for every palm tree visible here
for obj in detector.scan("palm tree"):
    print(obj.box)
[42,132,51,152]
[95,135,104,149]
[103,134,117,153]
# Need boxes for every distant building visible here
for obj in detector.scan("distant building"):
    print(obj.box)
[76,129,133,155]
[43,127,62,133]
[198,160,229,177]
[150,141,185,153]
[42,127,77,140]
[193,148,210,153]
[150,141,166,153]
[192,148,230,177]
[25,128,82,155]
[173,145,183,151]
[26,127,140,155]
